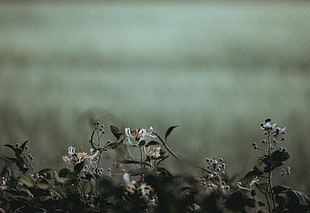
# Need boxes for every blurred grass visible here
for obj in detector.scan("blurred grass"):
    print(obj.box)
[0,1,310,193]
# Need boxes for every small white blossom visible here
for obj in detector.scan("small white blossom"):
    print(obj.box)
[139,183,153,198]
[123,173,136,194]
[125,127,157,145]
[63,146,99,164]
[144,146,162,159]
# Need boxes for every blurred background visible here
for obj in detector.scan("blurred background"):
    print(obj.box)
[0,1,310,193]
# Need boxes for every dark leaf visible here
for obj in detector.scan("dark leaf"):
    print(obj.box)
[238,171,256,187]
[226,191,256,212]
[4,144,16,151]
[138,140,146,147]
[106,142,119,149]
[3,155,17,162]
[109,125,123,140]
[119,160,151,167]
[145,140,160,147]
[273,185,291,194]
[74,161,85,174]
[78,180,93,194]
[286,190,309,207]
[38,168,53,179]
[97,178,118,195]
[165,125,178,140]
[20,140,29,152]
[127,167,149,176]
[157,167,172,177]
[37,183,50,190]
[275,195,286,207]
[59,168,70,177]
[156,155,169,166]
[269,150,290,169]
[179,186,194,192]
[256,183,269,194]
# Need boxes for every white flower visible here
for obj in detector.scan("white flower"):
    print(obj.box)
[123,173,136,194]
[144,146,162,159]
[68,146,76,155]
[125,127,157,145]
[63,146,99,164]
[260,121,277,130]
[139,183,152,198]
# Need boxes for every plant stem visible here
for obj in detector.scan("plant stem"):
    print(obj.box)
[140,146,143,168]
[153,132,179,160]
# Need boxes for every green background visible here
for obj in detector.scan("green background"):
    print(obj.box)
[1,1,310,193]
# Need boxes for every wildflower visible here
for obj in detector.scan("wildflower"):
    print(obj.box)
[144,146,162,159]
[192,203,200,211]
[139,183,153,198]
[125,127,157,145]
[0,177,7,191]
[123,173,136,194]
[63,146,99,164]
[274,126,286,136]
[260,119,277,131]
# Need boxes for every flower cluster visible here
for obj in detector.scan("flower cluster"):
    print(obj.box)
[1,118,309,213]
[123,173,157,205]
[197,157,230,193]
[62,146,99,165]
[125,127,157,146]
[252,119,287,152]
[144,146,165,160]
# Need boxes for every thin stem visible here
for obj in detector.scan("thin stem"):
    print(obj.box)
[278,174,285,185]
[139,146,143,168]
[96,151,103,174]
[265,192,271,213]
[266,131,276,210]
[77,177,86,204]
[153,132,179,160]
[89,130,98,150]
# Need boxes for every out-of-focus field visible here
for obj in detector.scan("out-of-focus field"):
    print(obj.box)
[1,1,310,192]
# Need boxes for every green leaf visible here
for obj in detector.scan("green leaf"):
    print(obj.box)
[19,175,35,188]
[78,180,93,194]
[165,125,178,140]
[109,125,123,140]
[238,171,256,187]
[74,161,85,174]
[145,140,160,147]
[37,183,50,190]
[256,183,269,194]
